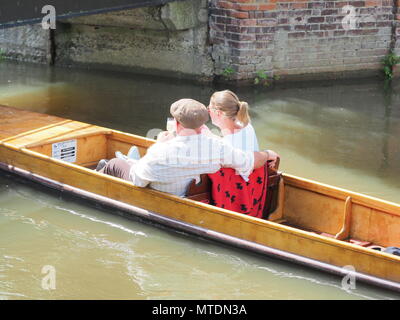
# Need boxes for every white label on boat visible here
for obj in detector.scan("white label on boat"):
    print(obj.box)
[52,139,77,163]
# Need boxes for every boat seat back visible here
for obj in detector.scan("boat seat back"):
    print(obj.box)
[186,174,211,204]
[264,159,282,219]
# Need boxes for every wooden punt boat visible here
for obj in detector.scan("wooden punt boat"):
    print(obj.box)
[0,104,400,292]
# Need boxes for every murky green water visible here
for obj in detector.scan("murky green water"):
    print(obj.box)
[0,61,399,299]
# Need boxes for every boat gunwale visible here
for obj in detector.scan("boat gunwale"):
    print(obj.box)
[283,173,400,218]
[109,129,156,146]
[1,140,400,265]
[23,126,111,149]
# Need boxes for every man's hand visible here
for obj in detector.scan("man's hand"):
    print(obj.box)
[157,131,175,143]
[265,149,279,169]
[200,124,221,138]
[253,149,280,169]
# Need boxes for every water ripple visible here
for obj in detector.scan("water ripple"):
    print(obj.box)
[4,187,147,238]
[53,206,147,237]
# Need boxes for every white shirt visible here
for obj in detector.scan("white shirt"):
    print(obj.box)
[222,123,259,152]
[129,133,254,197]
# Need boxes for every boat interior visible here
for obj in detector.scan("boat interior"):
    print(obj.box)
[17,127,399,257]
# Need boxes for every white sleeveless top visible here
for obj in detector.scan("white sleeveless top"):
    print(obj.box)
[222,123,260,152]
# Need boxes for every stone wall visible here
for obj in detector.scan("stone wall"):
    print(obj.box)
[53,0,213,81]
[210,0,398,81]
[0,0,214,81]
[1,0,400,82]
[0,24,52,64]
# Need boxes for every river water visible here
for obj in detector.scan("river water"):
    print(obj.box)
[0,61,399,300]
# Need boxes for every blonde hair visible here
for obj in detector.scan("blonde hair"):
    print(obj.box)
[210,90,250,126]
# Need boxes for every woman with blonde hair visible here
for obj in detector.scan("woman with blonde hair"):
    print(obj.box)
[208,90,259,152]
[206,90,275,219]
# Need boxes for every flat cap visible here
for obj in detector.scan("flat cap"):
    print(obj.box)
[170,99,209,129]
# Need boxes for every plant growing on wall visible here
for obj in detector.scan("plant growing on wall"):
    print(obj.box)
[254,70,279,87]
[222,67,235,80]
[254,70,268,86]
[382,51,400,80]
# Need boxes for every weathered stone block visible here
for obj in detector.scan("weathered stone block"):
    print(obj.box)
[61,0,207,31]
[0,24,50,64]
[161,0,208,30]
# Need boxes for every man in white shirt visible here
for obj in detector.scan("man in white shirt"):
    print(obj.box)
[98,99,278,197]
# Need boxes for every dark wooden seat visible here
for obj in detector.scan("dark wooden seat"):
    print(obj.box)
[264,158,282,219]
[186,174,211,203]
[186,157,282,219]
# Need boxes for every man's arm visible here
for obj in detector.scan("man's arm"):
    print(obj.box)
[220,141,280,179]
[128,147,159,188]
[130,173,150,188]
[253,149,279,169]
[129,161,151,188]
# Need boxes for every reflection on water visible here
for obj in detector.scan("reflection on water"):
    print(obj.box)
[0,61,215,135]
[0,61,399,300]
[247,82,400,202]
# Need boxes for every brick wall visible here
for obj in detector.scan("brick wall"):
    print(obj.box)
[394,0,400,76]
[394,0,400,53]
[209,0,398,81]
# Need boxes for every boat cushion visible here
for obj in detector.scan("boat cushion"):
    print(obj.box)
[185,160,281,220]
[207,166,267,218]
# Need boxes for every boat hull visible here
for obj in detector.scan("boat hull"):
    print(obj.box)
[0,105,399,292]
[1,161,400,292]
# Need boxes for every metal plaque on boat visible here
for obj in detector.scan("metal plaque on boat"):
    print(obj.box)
[52,139,77,163]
